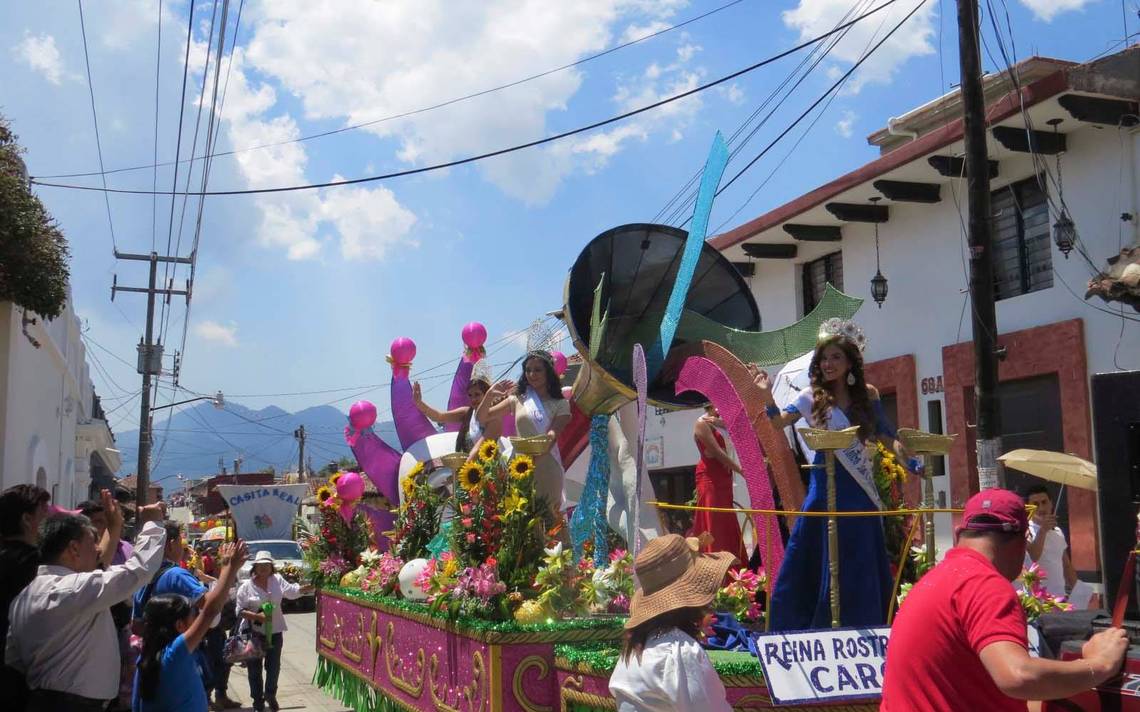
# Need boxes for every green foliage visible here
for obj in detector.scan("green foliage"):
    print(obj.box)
[0,118,69,318]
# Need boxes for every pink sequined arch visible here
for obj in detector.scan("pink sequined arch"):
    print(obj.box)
[673,342,806,582]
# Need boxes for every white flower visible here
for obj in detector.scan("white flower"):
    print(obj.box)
[360,550,382,567]
[544,543,563,558]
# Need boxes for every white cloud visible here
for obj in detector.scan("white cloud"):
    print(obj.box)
[783,0,937,95]
[12,33,74,85]
[321,179,418,260]
[191,38,418,262]
[194,320,238,347]
[718,83,745,105]
[835,110,857,138]
[1017,0,1094,21]
[621,20,671,43]
[234,0,697,205]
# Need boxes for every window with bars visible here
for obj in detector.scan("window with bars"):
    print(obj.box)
[991,176,1053,300]
[801,251,843,316]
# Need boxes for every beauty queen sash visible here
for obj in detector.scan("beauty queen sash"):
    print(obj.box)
[468,410,483,443]
[521,389,562,465]
[793,391,882,509]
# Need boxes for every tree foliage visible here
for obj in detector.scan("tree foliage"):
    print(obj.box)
[0,117,70,319]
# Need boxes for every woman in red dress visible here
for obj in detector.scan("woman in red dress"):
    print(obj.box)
[689,405,748,563]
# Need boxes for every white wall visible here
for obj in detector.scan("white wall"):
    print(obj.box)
[0,295,112,506]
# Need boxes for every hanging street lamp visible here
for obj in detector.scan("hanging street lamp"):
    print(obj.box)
[869,197,888,308]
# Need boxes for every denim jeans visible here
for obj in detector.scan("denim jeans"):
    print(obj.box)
[246,633,283,705]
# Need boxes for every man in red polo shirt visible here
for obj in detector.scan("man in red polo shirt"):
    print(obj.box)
[882,488,1127,711]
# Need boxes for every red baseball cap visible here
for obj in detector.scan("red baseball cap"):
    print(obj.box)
[955,488,1029,537]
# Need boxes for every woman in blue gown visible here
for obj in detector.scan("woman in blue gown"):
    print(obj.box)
[754,319,905,631]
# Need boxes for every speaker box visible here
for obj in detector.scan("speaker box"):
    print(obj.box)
[1091,370,1140,620]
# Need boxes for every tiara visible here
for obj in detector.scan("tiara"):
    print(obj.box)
[470,359,493,385]
[818,318,867,352]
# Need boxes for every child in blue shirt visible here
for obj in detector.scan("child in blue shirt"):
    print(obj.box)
[133,540,248,712]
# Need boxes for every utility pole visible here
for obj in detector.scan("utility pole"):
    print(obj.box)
[112,251,192,508]
[956,0,1003,488]
[294,425,306,480]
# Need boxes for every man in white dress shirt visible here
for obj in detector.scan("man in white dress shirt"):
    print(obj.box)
[5,496,167,712]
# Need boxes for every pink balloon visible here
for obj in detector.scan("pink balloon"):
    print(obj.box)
[461,322,487,349]
[390,337,416,365]
[551,351,568,377]
[348,401,377,431]
[336,471,365,503]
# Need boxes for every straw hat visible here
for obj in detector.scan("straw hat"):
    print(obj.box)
[625,534,736,630]
[251,550,276,571]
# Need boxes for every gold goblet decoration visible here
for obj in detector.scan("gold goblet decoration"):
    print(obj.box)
[798,425,860,629]
[897,428,956,567]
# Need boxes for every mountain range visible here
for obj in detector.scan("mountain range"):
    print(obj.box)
[115,400,399,483]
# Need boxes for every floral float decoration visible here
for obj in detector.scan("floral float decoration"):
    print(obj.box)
[300,472,373,587]
[1018,563,1072,622]
[873,442,918,585]
[714,567,766,625]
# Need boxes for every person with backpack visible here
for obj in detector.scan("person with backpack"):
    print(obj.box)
[133,540,249,712]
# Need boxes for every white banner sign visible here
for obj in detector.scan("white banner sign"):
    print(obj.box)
[754,627,890,705]
[217,484,308,541]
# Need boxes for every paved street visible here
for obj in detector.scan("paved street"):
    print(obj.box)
[219,610,350,712]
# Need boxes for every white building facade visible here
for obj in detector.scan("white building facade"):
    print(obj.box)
[646,49,1140,574]
[0,294,121,505]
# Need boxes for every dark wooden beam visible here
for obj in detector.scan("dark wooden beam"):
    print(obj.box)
[1057,94,1139,128]
[741,243,797,259]
[783,224,843,242]
[872,179,942,204]
[928,154,999,178]
[825,202,889,223]
[730,261,755,277]
[991,125,1067,154]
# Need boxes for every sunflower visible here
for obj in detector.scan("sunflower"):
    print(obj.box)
[401,475,417,501]
[508,455,535,481]
[329,471,343,486]
[407,461,425,479]
[315,485,334,506]
[477,439,499,462]
[457,462,485,492]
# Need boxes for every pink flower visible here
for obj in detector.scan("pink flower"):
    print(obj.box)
[609,548,628,563]
[462,518,474,528]
[466,533,477,544]
[608,593,630,614]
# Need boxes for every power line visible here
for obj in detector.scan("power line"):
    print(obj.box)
[75,0,118,252]
[156,0,200,354]
[36,0,749,181]
[661,0,875,227]
[150,0,164,253]
[708,0,930,214]
[31,0,902,198]
[174,0,233,373]
[169,0,223,374]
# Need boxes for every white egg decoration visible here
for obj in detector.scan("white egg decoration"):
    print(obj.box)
[399,558,430,601]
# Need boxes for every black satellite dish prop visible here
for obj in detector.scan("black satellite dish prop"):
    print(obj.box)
[563,223,761,414]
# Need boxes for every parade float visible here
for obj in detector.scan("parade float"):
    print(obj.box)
[310,135,949,711]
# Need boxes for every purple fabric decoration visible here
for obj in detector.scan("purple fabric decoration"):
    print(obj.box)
[390,377,436,450]
[345,427,401,504]
[443,359,473,433]
[676,355,786,577]
[360,504,395,552]
[632,344,648,557]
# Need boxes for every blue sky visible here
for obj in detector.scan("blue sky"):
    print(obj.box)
[1,0,1133,441]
